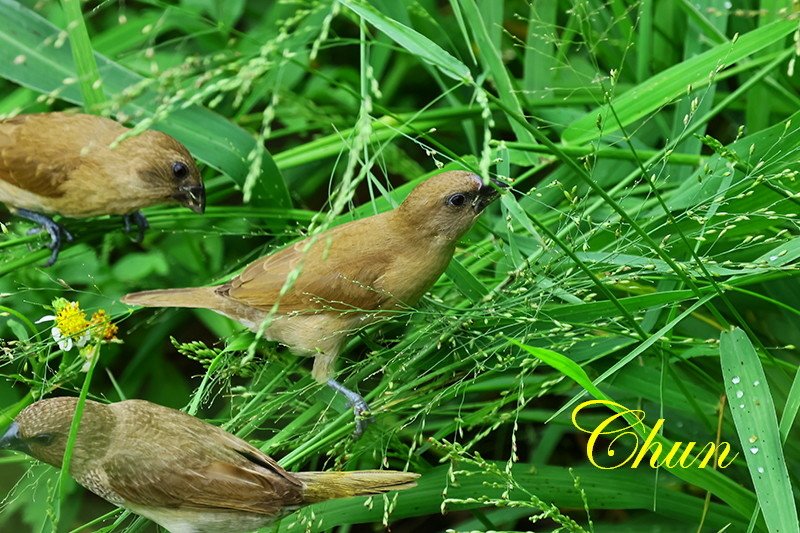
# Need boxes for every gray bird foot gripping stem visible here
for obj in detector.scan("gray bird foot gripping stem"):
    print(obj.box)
[327,378,372,437]
[122,211,149,243]
[17,209,73,266]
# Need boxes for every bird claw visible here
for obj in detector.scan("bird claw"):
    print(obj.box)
[122,211,149,243]
[16,209,70,266]
[352,399,372,438]
[327,378,373,438]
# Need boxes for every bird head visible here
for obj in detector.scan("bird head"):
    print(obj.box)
[132,131,206,214]
[398,170,505,241]
[0,397,112,469]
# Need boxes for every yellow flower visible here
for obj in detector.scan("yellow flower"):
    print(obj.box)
[55,301,90,337]
[37,299,90,351]
[90,310,118,341]
[38,299,120,355]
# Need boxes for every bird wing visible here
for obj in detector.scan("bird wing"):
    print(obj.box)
[102,438,303,515]
[0,116,74,198]
[101,400,304,515]
[219,224,396,313]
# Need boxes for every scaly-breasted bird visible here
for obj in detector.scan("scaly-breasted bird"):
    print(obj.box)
[0,397,418,533]
[0,112,205,265]
[122,170,503,434]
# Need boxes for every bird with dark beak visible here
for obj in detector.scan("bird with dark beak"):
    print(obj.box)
[0,112,205,265]
[122,170,505,435]
[1,397,418,533]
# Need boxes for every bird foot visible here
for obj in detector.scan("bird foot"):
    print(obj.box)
[16,209,71,266]
[326,378,372,437]
[122,211,149,243]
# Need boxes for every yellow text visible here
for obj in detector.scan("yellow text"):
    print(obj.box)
[571,400,738,469]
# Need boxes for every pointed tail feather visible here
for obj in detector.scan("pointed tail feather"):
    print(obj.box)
[295,470,419,503]
[121,287,217,309]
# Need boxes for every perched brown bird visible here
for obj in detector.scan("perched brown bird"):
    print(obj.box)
[0,397,418,533]
[122,170,503,434]
[0,112,205,265]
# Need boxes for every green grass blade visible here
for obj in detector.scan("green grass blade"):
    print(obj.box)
[719,328,798,533]
[444,259,488,303]
[456,0,538,160]
[524,1,556,93]
[54,352,99,531]
[339,0,472,83]
[562,18,796,145]
[635,0,652,82]
[780,367,800,443]
[60,0,105,111]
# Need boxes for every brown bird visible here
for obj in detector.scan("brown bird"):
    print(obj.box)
[0,397,419,533]
[122,170,503,434]
[0,112,205,265]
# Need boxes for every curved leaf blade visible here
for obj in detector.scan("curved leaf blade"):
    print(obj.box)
[720,328,798,533]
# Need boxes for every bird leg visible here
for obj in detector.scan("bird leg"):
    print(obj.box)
[16,209,72,266]
[326,379,371,437]
[122,211,149,243]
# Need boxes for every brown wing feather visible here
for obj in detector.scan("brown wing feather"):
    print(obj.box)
[0,116,71,198]
[0,113,127,199]
[102,454,300,515]
[103,402,303,514]
[219,219,396,313]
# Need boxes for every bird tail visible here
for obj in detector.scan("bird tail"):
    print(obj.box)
[295,470,419,503]
[121,287,218,309]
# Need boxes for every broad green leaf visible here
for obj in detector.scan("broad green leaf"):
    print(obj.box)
[290,463,749,532]
[720,328,798,533]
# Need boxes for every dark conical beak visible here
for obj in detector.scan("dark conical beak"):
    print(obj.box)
[474,177,507,213]
[178,184,206,214]
[0,422,26,452]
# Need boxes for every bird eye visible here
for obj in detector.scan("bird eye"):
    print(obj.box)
[447,193,467,207]
[172,162,189,180]
[32,433,53,446]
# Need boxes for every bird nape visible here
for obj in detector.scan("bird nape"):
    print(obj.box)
[122,170,506,436]
[1,397,419,533]
[0,112,205,265]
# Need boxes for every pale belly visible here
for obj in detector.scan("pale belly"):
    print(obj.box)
[127,504,281,533]
[0,177,170,217]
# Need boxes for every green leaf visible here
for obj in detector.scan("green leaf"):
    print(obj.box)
[780,367,800,443]
[456,0,538,161]
[60,0,105,111]
[111,252,169,283]
[444,259,488,302]
[719,328,798,533]
[5,319,27,342]
[338,0,472,83]
[292,463,749,531]
[562,19,797,145]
